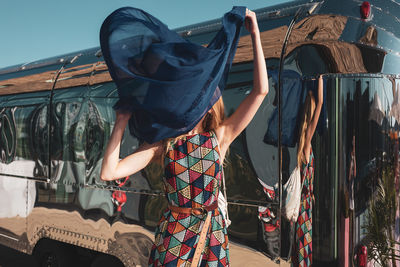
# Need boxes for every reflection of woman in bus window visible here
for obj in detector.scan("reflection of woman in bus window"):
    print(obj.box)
[100,9,268,266]
[292,75,323,267]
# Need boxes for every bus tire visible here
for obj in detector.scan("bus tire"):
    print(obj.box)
[33,239,76,267]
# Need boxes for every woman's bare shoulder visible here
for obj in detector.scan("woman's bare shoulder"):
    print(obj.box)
[138,140,164,155]
[213,126,226,145]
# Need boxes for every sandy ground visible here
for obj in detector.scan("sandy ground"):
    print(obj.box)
[0,244,290,267]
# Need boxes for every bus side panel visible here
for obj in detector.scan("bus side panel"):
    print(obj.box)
[0,91,51,253]
[20,83,153,266]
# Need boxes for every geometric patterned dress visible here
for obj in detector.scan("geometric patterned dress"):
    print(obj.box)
[148,131,229,267]
[292,150,314,267]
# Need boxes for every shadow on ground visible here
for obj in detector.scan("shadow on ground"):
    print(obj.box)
[0,244,38,267]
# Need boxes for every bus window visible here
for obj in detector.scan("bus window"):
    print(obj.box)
[0,91,51,180]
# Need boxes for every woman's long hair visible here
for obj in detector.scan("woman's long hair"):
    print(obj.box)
[201,96,225,133]
[162,97,225,163]
[297,91,316,167]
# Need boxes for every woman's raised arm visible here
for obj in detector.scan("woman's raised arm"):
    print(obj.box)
[100,111,163,181]
[216,9,268,151]
[304,75,323,149]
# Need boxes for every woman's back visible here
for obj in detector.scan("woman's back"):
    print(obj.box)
[164,131,222,208]
[149,131,229,266]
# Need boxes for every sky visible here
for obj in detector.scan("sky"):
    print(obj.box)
[0,0,292,69]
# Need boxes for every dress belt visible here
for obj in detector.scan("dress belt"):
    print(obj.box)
[168,201,218,266]
[168,201,218,216]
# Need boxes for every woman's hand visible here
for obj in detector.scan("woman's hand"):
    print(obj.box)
[245,9,259,35]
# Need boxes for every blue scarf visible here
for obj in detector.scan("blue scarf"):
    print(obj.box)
[100,6,246,143]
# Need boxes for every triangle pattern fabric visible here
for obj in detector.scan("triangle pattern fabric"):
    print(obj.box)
[191,160,203,174]
[188,155,201,169]
[189,170,202,181]
[176,178,189,191]
[192,186,203,198]
[174,229,186,243]
[174,150,187,161]
[208,250,218,262]
[203,150,215,161]
[177,170,190,184]
[175,162,188,175]
[149,132,229,266]
[292,153,314,267]
[193,191,204,204]
[169,244,181,257]
[179,216,191,229]
[201,159,214,173]
[190,145,202,158]
[188,134,201,146]
[180,244,191,259]
[201,146,212,158]
[176,157,189,169]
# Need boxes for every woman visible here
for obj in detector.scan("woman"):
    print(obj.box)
[100,9,268,267]
[292,75,323,267]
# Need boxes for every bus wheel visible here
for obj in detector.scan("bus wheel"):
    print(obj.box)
[91,254,124,267]
[33,239,75,267]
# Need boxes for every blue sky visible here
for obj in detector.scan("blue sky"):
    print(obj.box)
[0,0,292,69]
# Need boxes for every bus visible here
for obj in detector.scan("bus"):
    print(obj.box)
[0,0,399,266]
